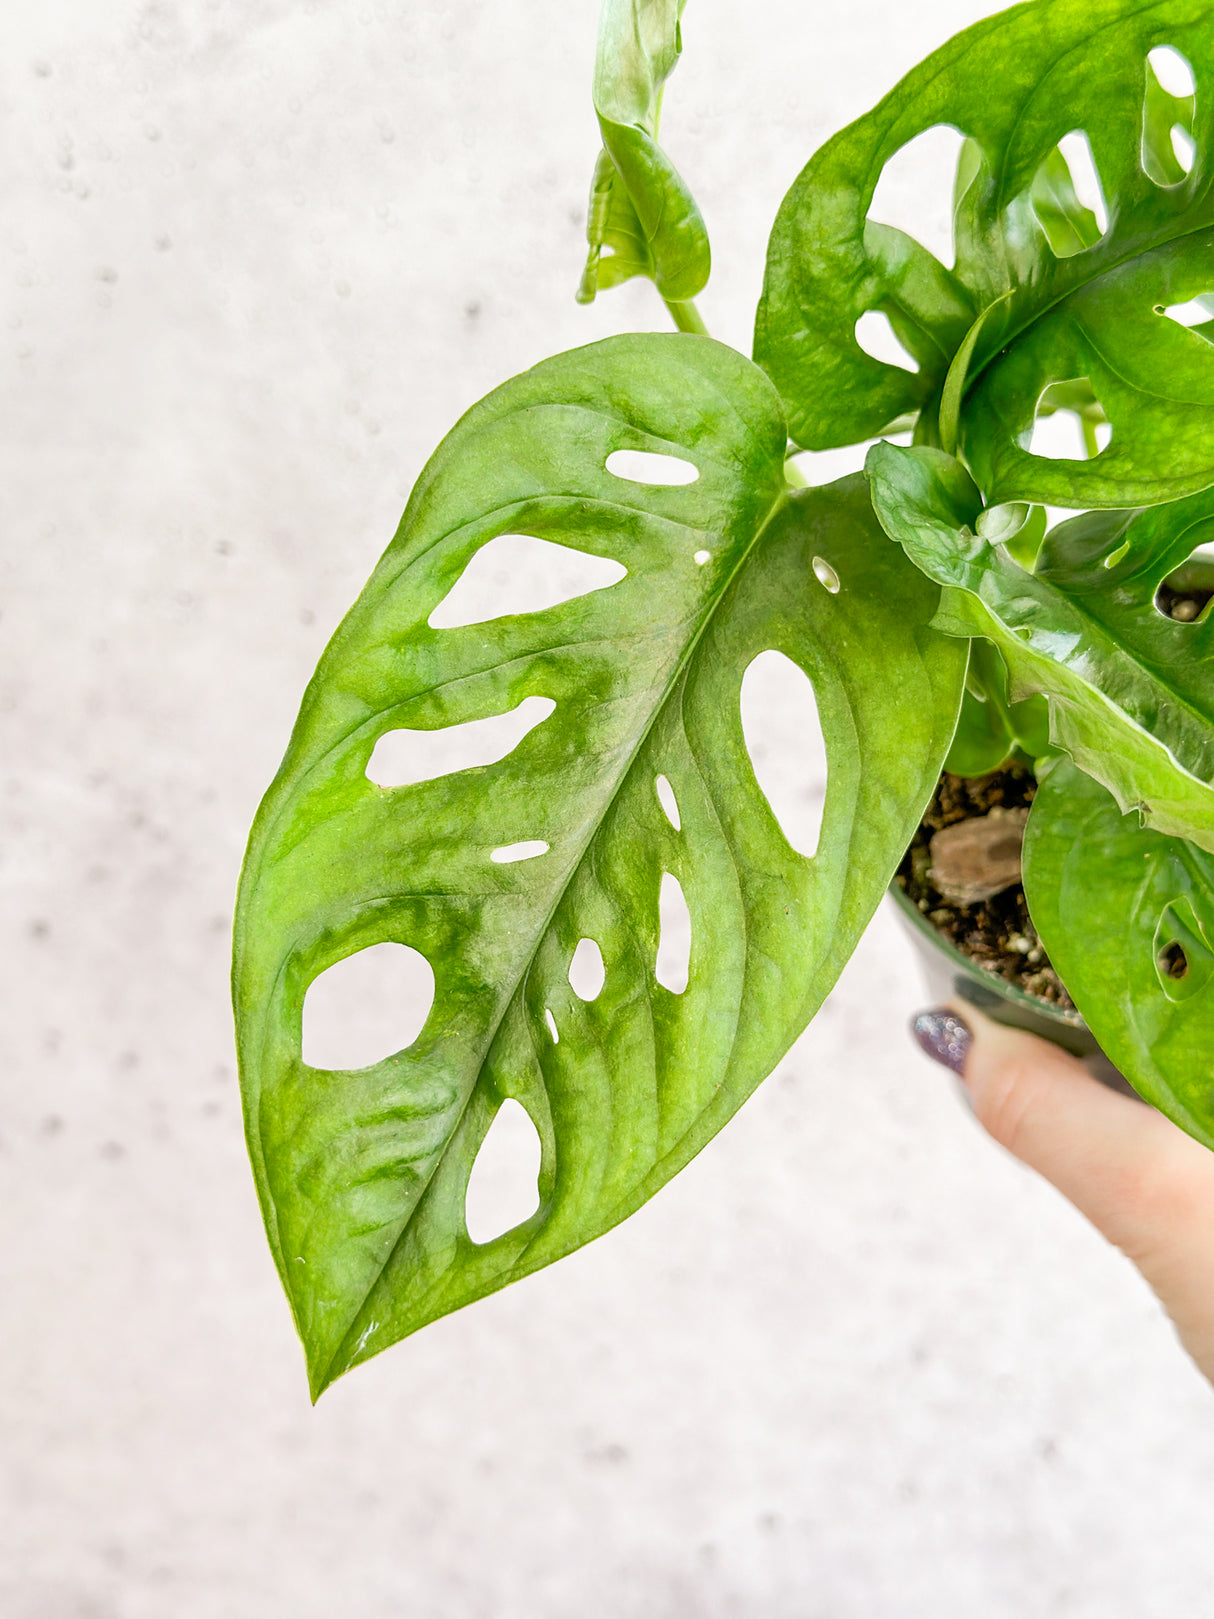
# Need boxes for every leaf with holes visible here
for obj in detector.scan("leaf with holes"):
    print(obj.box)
[866,440,1214,851]
[233,332,965,1395]
[1024,758,1214,1149]
[755,0,1214,508]
[576,0,709,310]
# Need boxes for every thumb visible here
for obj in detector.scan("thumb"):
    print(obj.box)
[912,1007,1214,1383]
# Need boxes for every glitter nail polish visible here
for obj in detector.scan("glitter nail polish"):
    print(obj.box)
[911,1008,972,1077]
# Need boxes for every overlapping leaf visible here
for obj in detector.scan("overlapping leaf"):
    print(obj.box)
[1024,759,1214,1148]
[755,0,1214,509]
[866,440,1214,850]
[576,0,710,309]
[233,334,964,1394]
[944,638,1052,776]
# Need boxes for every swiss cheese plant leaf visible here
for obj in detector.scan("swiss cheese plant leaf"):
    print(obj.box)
[755,0,1214,509]
[576,0,710,307]
[233,334,964,1396]
[1024,758,1214,1149]
[866,440,1214,851]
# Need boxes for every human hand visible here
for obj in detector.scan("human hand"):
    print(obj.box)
[912,1007,1214,1387]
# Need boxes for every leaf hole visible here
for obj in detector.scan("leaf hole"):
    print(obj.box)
[367,694,555,789]
[1172,124,1197,175]
[1153,898,1212,1002]
[1159,940,1188,980]
[1164,594,1214,621]
[1155,558,1214,620]
[853,310,919,374]
[428,534,626,629]
[655,872,691,994]
[544,1008,559,1043]
[1028,396,1086,454]
[693,549,711,565]
[1103,539,1131,569]
[1160,296,1214,337]
[302,942,434,1071]
[655,773,681,830]
[464,1099,541,1245]
[605,448,699,486]
[1057,132,1108,235]
[1027,378,1110,460]
[1143,49,1197,186]
[1149,45,1196,100]
[568,937,606,1001]
[740,649,827,859]
[490,840,549,864]
[867,124,966,267]
[812,555,841,593]
[1031,133,1108,256]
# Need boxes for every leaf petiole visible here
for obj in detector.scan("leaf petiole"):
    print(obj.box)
[663,296,709,336]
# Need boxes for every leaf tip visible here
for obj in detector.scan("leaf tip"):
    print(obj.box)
[306,1348,340,1405]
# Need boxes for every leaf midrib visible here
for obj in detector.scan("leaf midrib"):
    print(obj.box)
[960,195,1214,412]
[316,454,793,1391]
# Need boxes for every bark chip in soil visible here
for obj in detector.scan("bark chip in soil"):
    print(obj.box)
[895,766,1075,1011]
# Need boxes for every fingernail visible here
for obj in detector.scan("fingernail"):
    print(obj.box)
[911,1008,972,1077]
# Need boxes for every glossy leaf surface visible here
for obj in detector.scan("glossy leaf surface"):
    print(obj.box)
[234,334,964,1394]
[756,0,1214,508]
[577,0,710,306]
[867,441,1214,851]
[1024,759,1214,1149]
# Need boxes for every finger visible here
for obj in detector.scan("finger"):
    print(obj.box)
[912,1006,1214,1380]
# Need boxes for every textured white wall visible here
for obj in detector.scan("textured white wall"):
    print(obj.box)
[3,2,1213,1616]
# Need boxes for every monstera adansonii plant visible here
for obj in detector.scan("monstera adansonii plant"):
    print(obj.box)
[234,0,1214,1396]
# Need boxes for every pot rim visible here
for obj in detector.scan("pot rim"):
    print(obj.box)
[887,876,1087,1031]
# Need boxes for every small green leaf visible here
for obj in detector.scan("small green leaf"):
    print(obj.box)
[866,441,1214,851]
[939,292,1010,458]
[975,503,1030,547]
[1024,759,1214,1150]
[577,0,710,306]
[756,0,1214,508]
[234,334,964,1395]
[945,639,1051,776]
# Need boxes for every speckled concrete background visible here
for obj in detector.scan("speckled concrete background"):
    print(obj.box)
[3,2,1213,1615]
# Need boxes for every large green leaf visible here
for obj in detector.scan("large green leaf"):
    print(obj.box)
[866,440,1214,850]
[755,0,1214,508]
[1024,758,1214,1149]
[234,333,964,1395]
[576,0,710,309]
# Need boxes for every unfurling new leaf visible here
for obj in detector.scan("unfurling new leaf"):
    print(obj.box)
[577,0,710,310]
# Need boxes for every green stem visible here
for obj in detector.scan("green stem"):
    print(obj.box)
[663,297,709,336]
[1081,414,1099,459]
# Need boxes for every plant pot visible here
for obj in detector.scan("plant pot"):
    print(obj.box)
[888,878,1136,1096]
[892,555,1214,1099]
